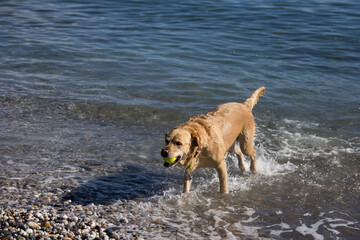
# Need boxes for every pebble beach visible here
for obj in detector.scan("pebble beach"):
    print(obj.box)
[0,183,174,240]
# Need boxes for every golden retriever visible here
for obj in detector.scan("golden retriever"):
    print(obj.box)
[161,87,265,193]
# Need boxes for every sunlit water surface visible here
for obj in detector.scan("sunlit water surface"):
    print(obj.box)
[1,0,359,239]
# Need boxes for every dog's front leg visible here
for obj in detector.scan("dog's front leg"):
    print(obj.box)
[183,170,192,193]
[216,161,228,194]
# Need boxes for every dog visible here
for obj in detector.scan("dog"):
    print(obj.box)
[161,87,265,193]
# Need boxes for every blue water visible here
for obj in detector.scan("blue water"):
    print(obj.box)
[1,0,359,239]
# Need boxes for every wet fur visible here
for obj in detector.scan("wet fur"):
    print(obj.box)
[161,87,265,193]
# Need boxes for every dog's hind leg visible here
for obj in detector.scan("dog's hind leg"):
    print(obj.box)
[239,132,257,174]
[234,143,246,172]
[248,149,257,174]
[229,141,246,172]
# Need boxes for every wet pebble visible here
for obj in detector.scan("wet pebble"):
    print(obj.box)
[27,221,38,228]
[25,228,33,235]
[120,217,129,224]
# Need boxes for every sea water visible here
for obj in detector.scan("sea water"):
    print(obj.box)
[1,0,359,239]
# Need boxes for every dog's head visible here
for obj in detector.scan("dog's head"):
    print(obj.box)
[161,127,199,168]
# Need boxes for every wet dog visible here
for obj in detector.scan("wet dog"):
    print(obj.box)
[161,87,265,193]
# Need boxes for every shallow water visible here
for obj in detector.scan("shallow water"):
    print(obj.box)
[1,0,360,239]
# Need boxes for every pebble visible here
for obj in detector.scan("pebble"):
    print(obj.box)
[27,221,38,228]
[89,220,96,228]
[35,212,43,219]
[120,217,129,224]
[26,228,33,235]
[42,221,51,228]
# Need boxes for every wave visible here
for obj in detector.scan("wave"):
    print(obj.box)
[64,101,188,126]
[258,118,360,163]
[0,93,189,128]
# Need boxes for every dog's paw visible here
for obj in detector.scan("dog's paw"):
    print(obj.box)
[250,165,258,174]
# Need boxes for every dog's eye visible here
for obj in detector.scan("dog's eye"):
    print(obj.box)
[175,141,182,146]
[165,139,170,144]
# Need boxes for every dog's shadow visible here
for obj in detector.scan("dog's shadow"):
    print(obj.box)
[62,163,180,205]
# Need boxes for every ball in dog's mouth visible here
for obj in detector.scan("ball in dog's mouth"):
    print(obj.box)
[163,156,181,168]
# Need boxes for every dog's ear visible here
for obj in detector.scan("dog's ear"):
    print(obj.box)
[191,132,201,149]
[191,134,198,147]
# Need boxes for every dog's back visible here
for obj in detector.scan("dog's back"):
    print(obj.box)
[194,87,265,150]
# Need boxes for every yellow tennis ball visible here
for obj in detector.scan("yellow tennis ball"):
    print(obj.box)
[163,157,177,164]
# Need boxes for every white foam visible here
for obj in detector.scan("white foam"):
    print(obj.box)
[233,221,261,238]
[223,145,297,193]
[204,209,228,218]
[270,222,293,236]
[267,210,360,239]
[257,118,360,167]
[44,176,57,183]
[272,129,330,159]
[276,210,283,215]
[243,206,256,217]
[282,119,320,129]
[256,154,297,176]
[295,221,324,240]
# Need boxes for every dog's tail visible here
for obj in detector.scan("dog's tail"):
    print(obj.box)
[244,87,265,110]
